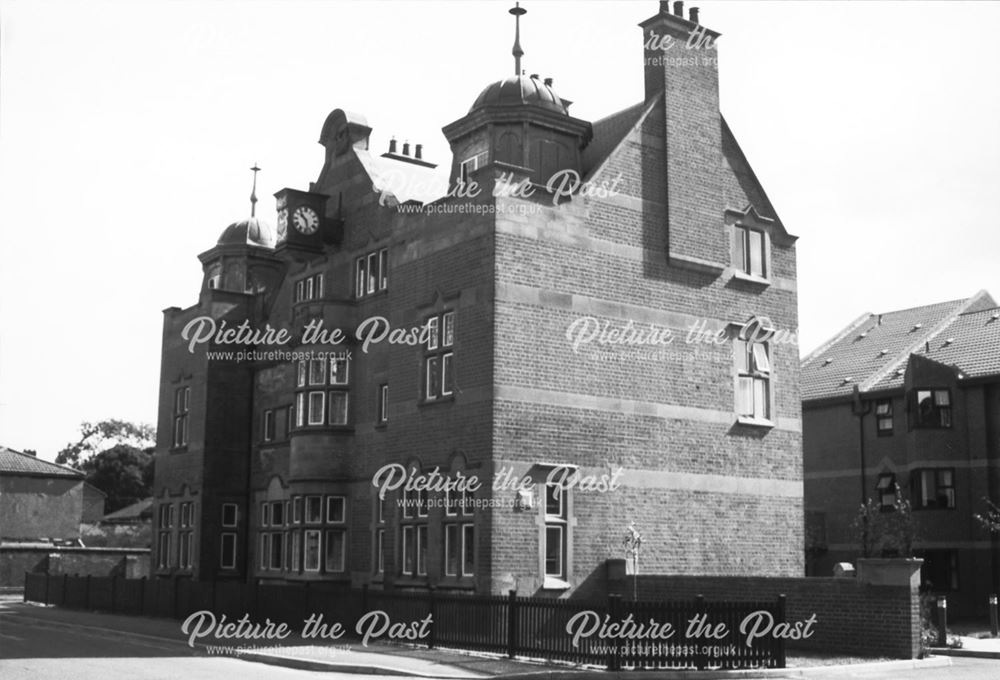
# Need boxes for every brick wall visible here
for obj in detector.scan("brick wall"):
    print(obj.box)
[618,572,921,659]
[0,547,150,587]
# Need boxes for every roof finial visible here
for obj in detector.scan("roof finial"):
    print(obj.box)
[510,2,526,77]
[249,163,260,217]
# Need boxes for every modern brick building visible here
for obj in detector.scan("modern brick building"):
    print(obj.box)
[152,1,803,595]
[802,291,1000,617]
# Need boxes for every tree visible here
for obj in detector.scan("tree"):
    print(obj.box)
[85,444,155,513]
[56,419,156,514]
[973,497,1000,534]
[851,497,918,558]
[56,419,155,468]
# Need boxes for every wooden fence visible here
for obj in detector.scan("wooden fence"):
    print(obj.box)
[24,573,785,670]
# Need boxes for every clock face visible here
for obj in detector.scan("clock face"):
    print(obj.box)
[292,206,320,235]
[276,209,288,241]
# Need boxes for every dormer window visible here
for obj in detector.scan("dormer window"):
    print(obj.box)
[912,388,952,429]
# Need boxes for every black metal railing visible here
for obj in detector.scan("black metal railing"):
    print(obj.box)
[23,572,785,670]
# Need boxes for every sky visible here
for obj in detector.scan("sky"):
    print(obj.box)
[1,0,998,461]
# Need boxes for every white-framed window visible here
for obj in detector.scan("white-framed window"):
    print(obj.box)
[356,247,388,298]
[875,399,893,435]
[913,389,952,429]
[294,273,324,303]
[305,496,323,524]
[416,525,428,576]
[263,409,275,442]
[291,531,301,572]
[735,337,771,420]
[459,152,486,185]
[735,225,766,278]
[157,531,171,569]
[179,531,193,570]
[423,311,455,401]
[297,360,307,388]
[544,482,567,579]
[877,473,898,510]
[325,529,346,572]
[309,358,327,386]
[329,357,349,385]
[307,391,326,425]
[328,391,349,426]
[260,533,270,570]
[402,525,415,575]
[270,532,283,570]
[296,393,305,427]
[173,386,190,447]
[261,501,271,527]
[377,383,388,424]
[292,496,302,524]
[375,528,385,573]
[912,469,956,510]
[326,496,345,523]
[304,530,321,571]
[270,501,284,526]
[445,522,475,577]
[221,503,238,528]
[220,533,237,569]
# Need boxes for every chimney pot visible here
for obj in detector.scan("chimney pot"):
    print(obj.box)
[659,0,671,14]
[388,138,397,154]
[530,73,539,79]
[689,6,699,23]
[415,144,423,159]
[673,1,683,16]
[543,77,553,86]
[402,141,410,156]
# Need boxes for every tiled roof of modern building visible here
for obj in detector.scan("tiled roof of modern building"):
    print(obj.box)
[801,291,997,401]
[0,446,83,479]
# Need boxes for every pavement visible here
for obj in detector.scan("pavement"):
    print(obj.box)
[3,597,993,678]
[928,633,1000,660]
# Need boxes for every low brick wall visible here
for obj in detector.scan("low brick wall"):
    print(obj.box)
[0,545,150,587]
[610,569,920,659]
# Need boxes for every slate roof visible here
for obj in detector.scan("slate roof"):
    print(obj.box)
[801,291,998,401]
[102,497,153,523]
[0,446,83,479]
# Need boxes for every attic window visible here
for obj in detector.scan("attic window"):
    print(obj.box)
[842,377,853,385]
[823,358,833,365]
[879,349,889,355]
[859,331,868,339]
[943,338,955,346]
[912,323,923,331]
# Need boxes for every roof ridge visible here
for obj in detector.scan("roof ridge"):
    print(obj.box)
[861,292,991,391]
[584,94,661,185]
[801,312,873,368]
[0,446,84,477]
[874,297,966,317]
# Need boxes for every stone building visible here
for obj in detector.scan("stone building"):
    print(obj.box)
[802,290,1000,617]
[152,1,802,595]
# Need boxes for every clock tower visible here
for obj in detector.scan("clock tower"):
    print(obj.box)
[274,188,339,251]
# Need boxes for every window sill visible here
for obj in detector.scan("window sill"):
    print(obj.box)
[731,271,771,287]
[169,446,189,454]
[291,426,355,435]
[542,576,571,590]
[736,416,775,429]
[420,395,455,407]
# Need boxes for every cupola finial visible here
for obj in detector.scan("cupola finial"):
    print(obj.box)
[249,162,260,217]
[509,2,527,76]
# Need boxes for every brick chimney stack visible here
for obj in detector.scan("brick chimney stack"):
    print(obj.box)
[639,3,728,272]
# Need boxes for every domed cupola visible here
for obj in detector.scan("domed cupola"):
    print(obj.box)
[198,164,283,296]
[470,74,569,115]
[442,3,592,193]
[217,216,276,248]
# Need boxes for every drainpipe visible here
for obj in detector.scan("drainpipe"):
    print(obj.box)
[851,385,872,556]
